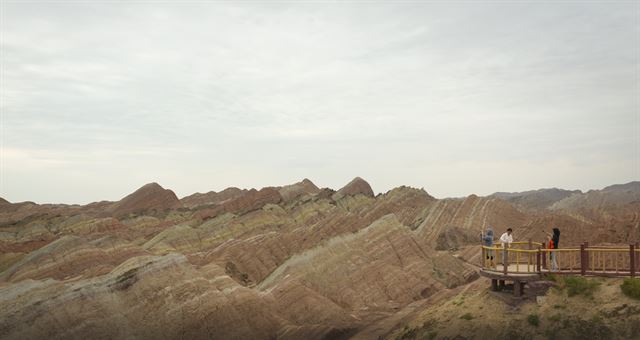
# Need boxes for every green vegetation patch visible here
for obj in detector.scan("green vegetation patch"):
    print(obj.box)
[460,313,473,320]
[452,297,465,306]
[527,314,540,327]
[564,276,601,297]
[621,278,640,300]
[548,313,561,322]
[552,276,601,298]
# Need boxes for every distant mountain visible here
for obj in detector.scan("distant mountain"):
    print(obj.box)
[490,188,582,211]
[550,181,640,211]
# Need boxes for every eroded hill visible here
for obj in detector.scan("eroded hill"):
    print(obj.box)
[0,179,638,339]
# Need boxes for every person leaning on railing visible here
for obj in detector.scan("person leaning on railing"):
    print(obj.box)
[499,228,513,266]
[483,227,495,267]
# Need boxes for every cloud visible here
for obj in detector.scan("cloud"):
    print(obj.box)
[1,2,638,203]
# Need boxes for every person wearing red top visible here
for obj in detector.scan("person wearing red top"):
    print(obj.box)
[547,233,558,271]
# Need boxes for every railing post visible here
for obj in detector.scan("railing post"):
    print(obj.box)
[584,242,589,274]
[537,247,541,273]
[528,239,533,269]
[479,235,483,268]
[635,242,640,272]
[503,246,508,275]
[580,243,586,276]
[542,241,547,270]
[631,244,636,278]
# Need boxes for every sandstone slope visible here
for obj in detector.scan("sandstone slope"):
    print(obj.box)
[0,178,638,340]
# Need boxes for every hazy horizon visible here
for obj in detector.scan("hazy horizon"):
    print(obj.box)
[2,2,639,204]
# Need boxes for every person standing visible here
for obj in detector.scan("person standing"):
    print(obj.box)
[483,227,495,268]
[499,228,513,267]
[547,233,557,271]
[546,228,561,271]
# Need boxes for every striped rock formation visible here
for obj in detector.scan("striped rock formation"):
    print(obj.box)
[0,179,638,339]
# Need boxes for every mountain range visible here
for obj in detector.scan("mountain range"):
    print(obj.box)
[0,179,638,339]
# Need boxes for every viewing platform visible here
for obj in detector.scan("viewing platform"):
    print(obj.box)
[478,241,640,296]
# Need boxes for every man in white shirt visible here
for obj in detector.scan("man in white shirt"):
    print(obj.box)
[500,228,513,247]
[499,228,513,266]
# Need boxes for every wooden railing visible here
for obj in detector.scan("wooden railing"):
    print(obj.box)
[481,241,639,278]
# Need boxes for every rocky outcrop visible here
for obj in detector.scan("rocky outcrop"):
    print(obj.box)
[0,253,284,340]
[108,183,182,217]
[180,187,247,208]
[332,177,375,200]
[434,226,480,250]
[0,235,147,283]
[414,194,529,245]
[247,214,477,337]
[196,187,283,220]
[278,178,321,201]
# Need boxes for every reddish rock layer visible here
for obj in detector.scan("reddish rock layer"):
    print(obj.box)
[108,182,182,217]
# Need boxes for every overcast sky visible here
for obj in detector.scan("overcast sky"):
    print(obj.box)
[1,1,638,204]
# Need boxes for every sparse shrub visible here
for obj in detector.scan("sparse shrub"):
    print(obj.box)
[564,276,601,297]
[548,313,561,322]
[397,326,417,340]
[527,314,540,327]
[460,313,473,320]
[552,304,566,309]
[621,278,640,300]
[427,331,438,340]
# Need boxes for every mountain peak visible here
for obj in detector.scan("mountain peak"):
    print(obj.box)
[333,177,374,200]
[139,182,163,190]
[109,182,182,216]
[278,178,321,201]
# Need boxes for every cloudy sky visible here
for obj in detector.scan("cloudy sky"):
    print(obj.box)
[1,1,638,204]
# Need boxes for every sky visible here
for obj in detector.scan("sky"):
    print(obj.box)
[1,1,639,204]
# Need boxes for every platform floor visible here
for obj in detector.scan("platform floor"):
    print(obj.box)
[481,264,631,277]
[484,264,541,273]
